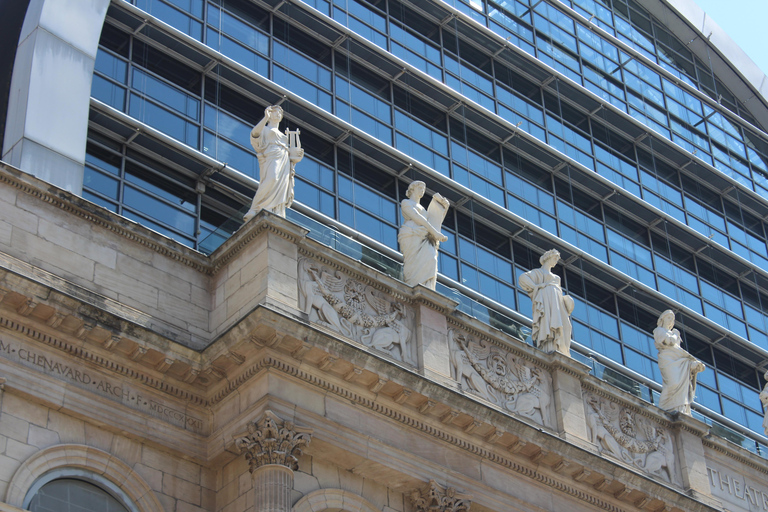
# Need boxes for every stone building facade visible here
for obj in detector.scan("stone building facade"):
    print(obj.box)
[0,162,766,512]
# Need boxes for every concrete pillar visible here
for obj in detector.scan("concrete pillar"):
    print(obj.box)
[233,410,313,512]
[3,0,111,193]
[548,353,592,446]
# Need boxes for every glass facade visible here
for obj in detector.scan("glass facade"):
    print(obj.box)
[86,0,768,445]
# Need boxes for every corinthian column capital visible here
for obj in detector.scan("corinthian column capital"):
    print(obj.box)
[410,480,472,512]
[233,410,313,473]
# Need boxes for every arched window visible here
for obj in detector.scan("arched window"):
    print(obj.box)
[6,445,162,512]
[27,478,129,512]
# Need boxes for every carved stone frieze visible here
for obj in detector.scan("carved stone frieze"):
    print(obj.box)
[298,257,415,364]
[410,480,471,512]
[584,392,679,485]
[233,410,313,473]
[449,329,553,428]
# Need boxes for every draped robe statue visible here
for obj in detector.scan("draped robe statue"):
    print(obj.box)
[653,310,705,415]
[244,105,303,222]
[518,249,574,356]
[398,181,449,290]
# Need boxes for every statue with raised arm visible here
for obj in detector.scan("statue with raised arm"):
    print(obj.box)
[243,105,304,222]
[653,310,705,415]
[518,249,574,356]
[398,181,449,290]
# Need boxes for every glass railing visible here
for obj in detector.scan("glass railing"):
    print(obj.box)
[199,207,767,458]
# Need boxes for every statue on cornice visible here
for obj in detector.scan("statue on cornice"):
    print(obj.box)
[398,181,449,290]
[244,105,303,222]
[653,310,705,415]
[518,249,574,356]
[759,371,768,437]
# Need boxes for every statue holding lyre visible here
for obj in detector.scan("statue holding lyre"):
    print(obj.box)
[244,105,304,222]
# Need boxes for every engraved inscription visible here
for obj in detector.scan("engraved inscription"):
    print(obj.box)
[0,337,205,434]
[707,464,768,512]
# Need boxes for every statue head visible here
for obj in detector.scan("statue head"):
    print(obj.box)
[266,105,284,122]
[406,181,426,199]
[539,249,560,267]
[657,309,675,328]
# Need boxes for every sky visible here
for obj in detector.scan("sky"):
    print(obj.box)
[693,0,768,76]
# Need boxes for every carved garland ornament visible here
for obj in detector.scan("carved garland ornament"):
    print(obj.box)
[233,410,313,473]
[298,257,414,364]
[449,329,553,428]
[410,480,472,512]
[584,392,678,485]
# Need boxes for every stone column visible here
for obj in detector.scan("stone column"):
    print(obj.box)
[410,480,472,512]
[234,410,313,512]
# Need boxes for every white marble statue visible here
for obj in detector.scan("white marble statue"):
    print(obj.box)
[759,371,768,437]
[518,249,574,356]
[653,310,705,415]
[398,181,449,290]
[243,105,304,222]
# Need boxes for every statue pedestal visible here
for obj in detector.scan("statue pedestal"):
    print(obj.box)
[549,353,592,446]
[670,412,712,498]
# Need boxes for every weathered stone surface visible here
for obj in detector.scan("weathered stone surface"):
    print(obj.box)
[0,164,758,512]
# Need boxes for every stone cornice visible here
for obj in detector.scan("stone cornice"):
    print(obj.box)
[702,435,768,475]
[581,379,674,428]
[0,300,730,511]
[0,163,210,273]
[0,311,207,406]
[210,212,309,275]
[296,247,413,304]
[670,412,711,437]
[410,286,459,315]
[232,354,713,512]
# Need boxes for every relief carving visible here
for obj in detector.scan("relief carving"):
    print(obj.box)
[449,330,553,428]
[585,392,678,485]
[410,480,471,512]
[299,258,414,364]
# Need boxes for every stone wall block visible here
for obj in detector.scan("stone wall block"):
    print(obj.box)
[13,229,95,283]
[37,217,117,270]
[550,356,591,443]
[416,303,450,379]
[672,414,711,497]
